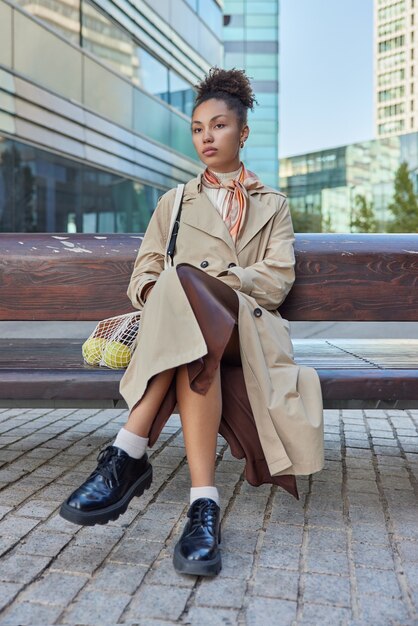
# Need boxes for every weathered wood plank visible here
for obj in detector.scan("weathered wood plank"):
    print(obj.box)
[0,340,417,408]
[1,233,418,321]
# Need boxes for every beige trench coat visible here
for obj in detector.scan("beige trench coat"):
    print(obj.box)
[120,172,324,477]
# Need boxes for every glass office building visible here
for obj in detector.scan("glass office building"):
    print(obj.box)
[223,0,279,187]
[0,0,223,232]
[279,134,414,232]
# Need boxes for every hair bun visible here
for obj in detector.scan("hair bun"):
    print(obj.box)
[194,67,257,111]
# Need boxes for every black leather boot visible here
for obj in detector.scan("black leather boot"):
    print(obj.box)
[173,498,222,576]
[59,445,152,526]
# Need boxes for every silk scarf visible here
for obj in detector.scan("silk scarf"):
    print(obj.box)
[201,162,264,243]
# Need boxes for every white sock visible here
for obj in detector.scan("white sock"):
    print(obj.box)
[190,486,220,506]
[113,428,148,459]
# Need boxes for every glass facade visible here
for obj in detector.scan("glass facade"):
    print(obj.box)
[0,137,162,233]
[223,0,279,187]
[280,135,407,233]
[375,0,417,138]
[15,0,197,119]
[1,0,223,233]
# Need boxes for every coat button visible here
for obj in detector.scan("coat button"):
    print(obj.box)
[228,262,237,268]
[200,260,209,268]
[254,308,262,318]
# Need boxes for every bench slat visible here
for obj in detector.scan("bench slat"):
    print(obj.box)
[1,233,418,321]
[0,339,417,409]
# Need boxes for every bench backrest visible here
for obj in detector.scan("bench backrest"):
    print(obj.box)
[1,233,417,322]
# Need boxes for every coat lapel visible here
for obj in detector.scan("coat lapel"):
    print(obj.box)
[181,175,236,254]
[180,173,278,256]
[236,191,276,254]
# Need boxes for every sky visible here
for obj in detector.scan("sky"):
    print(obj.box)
[279,0,374,157]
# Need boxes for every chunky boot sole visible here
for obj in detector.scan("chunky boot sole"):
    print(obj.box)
[59,465,152,526]
[173,541,222,577]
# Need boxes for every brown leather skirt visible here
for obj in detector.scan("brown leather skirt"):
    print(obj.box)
[146,263,298,499]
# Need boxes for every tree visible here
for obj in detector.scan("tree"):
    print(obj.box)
[387,162,418,233]
[350,194,378,233]
[322,212,334,233]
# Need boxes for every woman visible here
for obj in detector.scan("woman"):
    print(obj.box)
[60,67,324,577]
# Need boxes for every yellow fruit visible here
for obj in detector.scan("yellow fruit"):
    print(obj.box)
[103,341,132,369]
[82,338,106,365]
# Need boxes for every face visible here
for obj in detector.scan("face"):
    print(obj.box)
[191,98,249,173]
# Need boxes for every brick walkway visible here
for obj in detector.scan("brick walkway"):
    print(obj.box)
[0,408,417,625]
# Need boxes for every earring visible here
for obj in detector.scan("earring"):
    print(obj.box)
[240,141,244,149]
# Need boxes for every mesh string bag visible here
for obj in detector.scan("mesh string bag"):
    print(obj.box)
[82,311,141,369]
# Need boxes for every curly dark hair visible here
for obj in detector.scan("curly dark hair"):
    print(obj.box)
[193,67,258,127]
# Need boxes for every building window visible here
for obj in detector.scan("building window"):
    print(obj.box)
[169,71,195,117]
[0,137,163,233]
[378,85,405,101]
[135,48,169,103]
[378,35,405,53]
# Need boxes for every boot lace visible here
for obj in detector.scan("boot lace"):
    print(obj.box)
[94,446,121,485]
[189,499,218,534]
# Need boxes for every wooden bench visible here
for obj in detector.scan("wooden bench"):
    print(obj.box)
[1,233,417,410]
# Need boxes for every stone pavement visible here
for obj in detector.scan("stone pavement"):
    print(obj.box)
[0,407,417,626]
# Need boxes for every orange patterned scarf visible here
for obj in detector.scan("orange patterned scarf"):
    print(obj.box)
[201,162,264,243]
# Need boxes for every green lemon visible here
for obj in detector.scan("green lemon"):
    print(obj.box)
[82,337,106,365]
[103,341,132,369]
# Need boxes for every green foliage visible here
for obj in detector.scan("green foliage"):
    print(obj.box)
[290,210,322,233]
[387,162,418,233]
[322,212,335,233]
[350,194,378,233]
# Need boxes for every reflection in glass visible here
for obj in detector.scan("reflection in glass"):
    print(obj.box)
[0,137,164,233]
[82,1,137,81]
[16,0,81,45]
[169,71,195,117]
[135,47,169,103]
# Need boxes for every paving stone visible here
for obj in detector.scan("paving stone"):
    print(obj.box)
[14,499,59,519]
[306,527,347,552]
[86,562,148,595]
[298,602,352,625]
[19,571,88,605]
[0,582,22,611]
[110,539,163,566]
[305,548,350,576]
[347,478,380,495]
[51,544,110,575]
[357,594,411,624]
[397,539,418,562]
[194,577,246,608]
[220,550,254,579]
[40,513,79,534]
[306,510,345,529]
[124,583,191,621]
[351,523,390,546]
[0,505,13,520]
[355,566,402,597]
[185,607,239,626]
[15,531,72,557]
[245,597,297,626]
[257,542,300,571]
[250,566,299,601]
[263,522,304,547]
[62,590,130,624]
[351,543,394,570]
[220,528,259,554]
[392,520,418,541]
[145,552,196,588]
[0,601,63,625]
[302,572,351,607]
[0,553,50,583]
[349,505,386,525]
